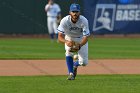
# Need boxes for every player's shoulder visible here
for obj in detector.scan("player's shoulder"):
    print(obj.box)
[61,15,70,22]
[54,3,60,7]
[79,15,88,22]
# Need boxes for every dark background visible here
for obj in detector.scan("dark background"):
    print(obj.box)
[0,0,83,35]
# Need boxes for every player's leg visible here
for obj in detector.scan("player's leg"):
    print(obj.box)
[74,42,88,66]
[73,42,88,78]
[65,43,75,80]
[47,17,54,40]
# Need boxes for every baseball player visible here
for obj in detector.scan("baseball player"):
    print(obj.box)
[45,0,61,41]
[57,3,90,80]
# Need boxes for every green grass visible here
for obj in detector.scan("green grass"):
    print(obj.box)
[0,38,140,59]
[0,38,140,93]
[89,38,140,59]
[0,75,140,93]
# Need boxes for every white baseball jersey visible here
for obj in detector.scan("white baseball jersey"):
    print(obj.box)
[45,3,61,17]
[57,15,90,38]
[45,3,61,34]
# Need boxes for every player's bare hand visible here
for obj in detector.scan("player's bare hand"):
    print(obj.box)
[69,42,81,52]
[48,0,52,5]
[67,41,81,52]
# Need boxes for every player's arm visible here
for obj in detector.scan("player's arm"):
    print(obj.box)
[57,18,66,44]
[58,32,73,47]
[45,1,51,12]
[80,36,89,47]
[57,17,71,45]
[45,5,50,12]
[80,17,90,47]
[58,32,65,44]
[57,17,74,47]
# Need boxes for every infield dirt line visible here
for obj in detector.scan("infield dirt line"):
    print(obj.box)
[0,59,140,76]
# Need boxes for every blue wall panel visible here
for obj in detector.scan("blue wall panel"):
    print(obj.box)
[83,0,140,35]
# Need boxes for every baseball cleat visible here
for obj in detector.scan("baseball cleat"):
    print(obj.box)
[67,74,75,80]
[73,66,77,78]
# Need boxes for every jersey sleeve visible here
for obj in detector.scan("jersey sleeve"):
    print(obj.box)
[56,4,61,12]
[83,18,90,36]
[57,18,65,34]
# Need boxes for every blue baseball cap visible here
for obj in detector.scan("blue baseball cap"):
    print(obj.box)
[70,3,80,12]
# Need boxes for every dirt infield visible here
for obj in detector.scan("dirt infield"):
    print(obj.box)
[0,59,140,76]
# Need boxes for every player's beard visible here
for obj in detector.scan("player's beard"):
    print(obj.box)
[71,15,79,23]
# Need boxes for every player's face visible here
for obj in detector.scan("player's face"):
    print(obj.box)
[70,11,80,23]
[49,0,54,4]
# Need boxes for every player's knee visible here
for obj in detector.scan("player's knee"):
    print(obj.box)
[79,59,88,66]
[82,62,88,66]
[82,61,88,66]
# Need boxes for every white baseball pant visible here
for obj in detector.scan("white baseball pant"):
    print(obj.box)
[47,17,58,34]
[65,35,88,66]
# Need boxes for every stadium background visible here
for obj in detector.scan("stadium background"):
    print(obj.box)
[1,0,140,35]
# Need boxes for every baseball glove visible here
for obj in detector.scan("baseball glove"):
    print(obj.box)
[57,12,61,25]
[69,42,81,52]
